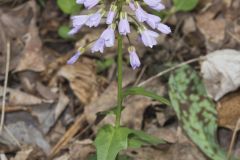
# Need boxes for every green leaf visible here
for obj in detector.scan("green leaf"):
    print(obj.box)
[58,25,73,39]
[173,0,199,12]
[168,65,236,160]
[128,129,165,148]
[123,87,170,106]
[95,125,164,160]
[57,0,81,14]
[94,125,130,160]
[97,58,115,73]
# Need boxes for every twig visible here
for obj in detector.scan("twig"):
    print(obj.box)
[227,118,240,160]
[227,31,240,43]
[4,125,21,147]
[134,65,147,86]
[0,41,10,133]
[138,56,205,87]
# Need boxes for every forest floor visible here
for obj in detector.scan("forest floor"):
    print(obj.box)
[0,0,240,160]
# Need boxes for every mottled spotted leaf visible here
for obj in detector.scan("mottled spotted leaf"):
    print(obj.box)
[168,65,235,160]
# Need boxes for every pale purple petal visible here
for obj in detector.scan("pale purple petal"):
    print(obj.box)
[100,27,115,47]
[83,0,100,9]
[135,3,148,22]
[106,11,115,24]
[67,51,81,64]
[91,38,105,53]
[140,29,159,48]
[128,47,141,69]
[157,23,171,34]
[86,11,102,27]
[146,14,161,29]
[118,18,130,35]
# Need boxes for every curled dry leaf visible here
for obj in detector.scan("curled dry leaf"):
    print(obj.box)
[201,49,240,101]
[57,58,98,105]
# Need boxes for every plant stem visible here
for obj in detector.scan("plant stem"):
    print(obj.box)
[115,33,123,128]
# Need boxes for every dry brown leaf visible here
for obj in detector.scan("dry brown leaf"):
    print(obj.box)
[31,90,69,134]
[57,58,98,105]
[217,90,240,130]
[69,139,95,160]
[196,10,226,50]
[0,1,45,73]
[10,147,33,160]
[36,82,58,100]
[1,112,51,155]
[201,49,240,100]
[0,86,45,105]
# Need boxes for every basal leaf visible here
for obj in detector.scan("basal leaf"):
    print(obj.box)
[173,0,199,12]
[168,65,236,160]
[94,125,130,160]
[95,125,164,160]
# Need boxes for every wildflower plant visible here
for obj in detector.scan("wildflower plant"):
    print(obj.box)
[67,0,172,160]
[63,0,239,160]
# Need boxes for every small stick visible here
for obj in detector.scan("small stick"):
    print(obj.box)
[4,125,21,147]
[138,56,205,87]
[227,118,240,160]
[0,41,10,133]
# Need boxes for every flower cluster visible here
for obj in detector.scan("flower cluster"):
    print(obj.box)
[67,0,171,69]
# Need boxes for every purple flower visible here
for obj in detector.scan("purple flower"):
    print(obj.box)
[91,25,115,53]
[146,14,161,29]
[71,15,89,27]
[157,23,171,34]
[143,0,165,11]
[86,10,104,27]
[77,0,100,9]
[118,12,130,35]
[135,3,148,22]
[128,46,141,69]
[68,15,89,35]
[140,29,159,48]
[91,38,105,53]
[106,5,117,24]
[67,48,85,64]
[101,25,115,47]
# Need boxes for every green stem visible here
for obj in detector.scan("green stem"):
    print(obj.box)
[115,33,123,128]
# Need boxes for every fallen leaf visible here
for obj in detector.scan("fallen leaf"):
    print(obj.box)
[32,90,69,134]
[217,90,240,130]
[0,1,45,73]
[196,10,226,50]
[1,111,51,154]
[0,86,46,105]
[10,147,33,160]
[201,49,240,100]
[69,139,95,160]
[57,58,98,105]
